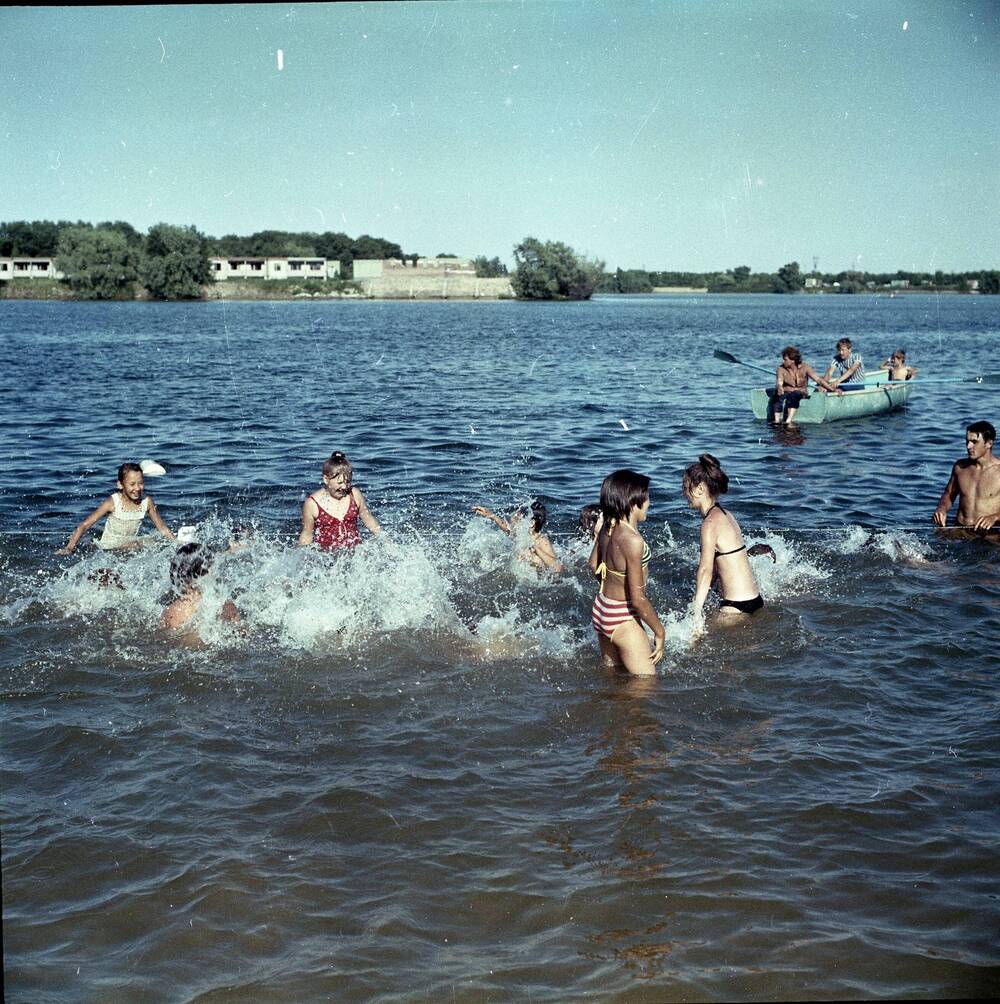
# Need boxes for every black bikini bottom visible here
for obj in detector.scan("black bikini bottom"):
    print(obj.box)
[718,594,764,614]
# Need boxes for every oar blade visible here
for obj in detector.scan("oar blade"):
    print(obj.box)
[713,349,741,364]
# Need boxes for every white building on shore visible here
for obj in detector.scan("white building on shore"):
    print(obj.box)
[0,257,63,280]
[209,256,341,281]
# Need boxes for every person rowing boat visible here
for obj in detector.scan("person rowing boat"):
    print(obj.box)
[771,346,842,425]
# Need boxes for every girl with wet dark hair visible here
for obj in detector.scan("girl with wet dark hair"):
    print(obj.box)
[588,469,665,676]
[683,454,763,632]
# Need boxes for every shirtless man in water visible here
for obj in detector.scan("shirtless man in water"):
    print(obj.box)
[772,346,842,424]
[933,421,1000,531]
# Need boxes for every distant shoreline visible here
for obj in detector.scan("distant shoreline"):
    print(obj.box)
[0,279,981,302]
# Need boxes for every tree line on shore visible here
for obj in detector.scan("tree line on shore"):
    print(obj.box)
[2,219,996,300]
[601,262,1000,295]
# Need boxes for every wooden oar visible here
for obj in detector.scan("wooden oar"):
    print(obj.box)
[712,349,773,376]
[866,373,1000,388]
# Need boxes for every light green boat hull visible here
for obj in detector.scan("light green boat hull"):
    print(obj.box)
[751,381,915,423]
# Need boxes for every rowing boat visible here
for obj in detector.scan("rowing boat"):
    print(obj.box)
[750,379,915,423]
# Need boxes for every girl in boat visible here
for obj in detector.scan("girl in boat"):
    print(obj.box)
[683,454,763,634]
[588,469,665,676]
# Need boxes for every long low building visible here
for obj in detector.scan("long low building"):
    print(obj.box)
[0,257,63,280]
[209,257,341,280]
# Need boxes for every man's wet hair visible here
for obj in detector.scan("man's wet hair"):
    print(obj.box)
[837,338,853,350]
[781,346,802,364]
[967,420,996,444]
[170,542,214,593]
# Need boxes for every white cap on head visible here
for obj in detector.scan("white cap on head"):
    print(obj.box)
[176,526,197,544]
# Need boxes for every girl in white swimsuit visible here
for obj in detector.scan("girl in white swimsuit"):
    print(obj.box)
[57,463,175,554]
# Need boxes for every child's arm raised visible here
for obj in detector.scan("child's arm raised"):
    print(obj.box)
[298,497,317,546]
[472,506,511,534]
[146,497,175,540]
[353,488,382,535]
[56,497,115,554]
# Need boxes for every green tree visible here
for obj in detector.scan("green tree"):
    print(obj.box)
[610,267,653,293]
[141,223,212,300]
[707,272,737,293]
[0,219,63,257]
[56,227,139,299]
[352,234,403,260]
[511,237,604,300]
[474,255,508,278]
[98,220,144,249]
[732,265,751,284]
[773,261,804,294]
[978,270,1000,295]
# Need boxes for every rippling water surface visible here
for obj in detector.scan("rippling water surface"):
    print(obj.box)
[2,295,999,1001]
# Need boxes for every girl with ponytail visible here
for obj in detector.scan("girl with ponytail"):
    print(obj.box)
[683,454,763,631]
[588,469,665,676]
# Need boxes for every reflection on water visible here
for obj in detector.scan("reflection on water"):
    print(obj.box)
[770,423,807,447]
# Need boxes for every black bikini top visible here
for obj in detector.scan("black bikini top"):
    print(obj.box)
[705,502,747,557]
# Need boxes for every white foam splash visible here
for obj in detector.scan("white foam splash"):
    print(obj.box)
[9,519,587,661]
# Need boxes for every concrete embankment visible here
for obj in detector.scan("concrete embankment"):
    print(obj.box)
[356,275,515,299]
[2,277,514,301]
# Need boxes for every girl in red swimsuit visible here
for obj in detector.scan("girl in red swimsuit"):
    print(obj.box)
[298,452,382,551]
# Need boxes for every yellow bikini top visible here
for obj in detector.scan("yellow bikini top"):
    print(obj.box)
[596,520,652,586]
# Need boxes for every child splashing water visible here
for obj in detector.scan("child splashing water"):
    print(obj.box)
[57,462,174,554]
[298,451,382,550]
[161,542,241,635]
[472,501,563,573]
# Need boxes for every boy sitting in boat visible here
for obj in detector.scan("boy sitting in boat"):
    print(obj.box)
[771,346,842,425]
[879,348,918,381]
[824,337,865,389]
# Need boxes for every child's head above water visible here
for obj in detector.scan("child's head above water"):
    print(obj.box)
[683,453,729,500]
[170,542,214,593]
[578,503,601,539]
[117,462,145,501]
[600,469,651,524]
[322,451,353,496]
[514,501,547,534]
[323,451,352,479]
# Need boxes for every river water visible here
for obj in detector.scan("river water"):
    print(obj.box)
[2,294,998,1001]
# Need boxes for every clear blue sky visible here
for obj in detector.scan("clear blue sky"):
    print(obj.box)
[2,1,997,273]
